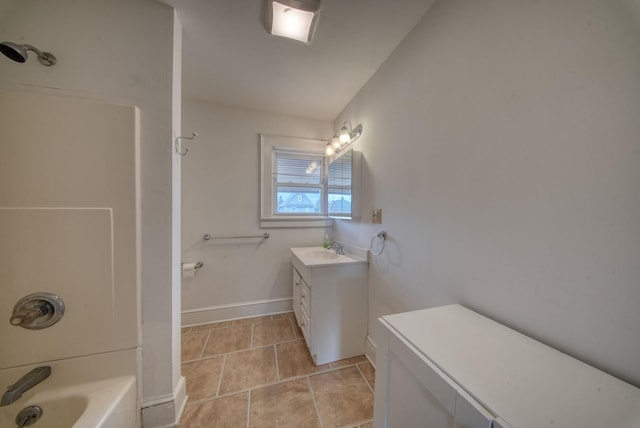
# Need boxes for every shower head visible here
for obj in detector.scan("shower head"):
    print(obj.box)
[0,42,56,66]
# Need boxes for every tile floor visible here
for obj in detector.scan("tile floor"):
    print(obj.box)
[180,312,375,428]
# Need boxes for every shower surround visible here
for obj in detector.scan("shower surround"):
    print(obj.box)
[0,90,140,427]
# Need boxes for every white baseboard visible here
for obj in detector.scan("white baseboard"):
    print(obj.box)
[141,375,187,428]
[174,376,187,425]
[365,334,377,368]
[182,297,293,326]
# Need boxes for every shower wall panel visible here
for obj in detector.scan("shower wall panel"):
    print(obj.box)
[0,90,138,369]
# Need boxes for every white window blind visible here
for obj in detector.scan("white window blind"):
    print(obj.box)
[328,152,353,217]
[273,150,325,215]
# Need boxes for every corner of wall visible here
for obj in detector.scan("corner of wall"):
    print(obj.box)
[141,375,187,428]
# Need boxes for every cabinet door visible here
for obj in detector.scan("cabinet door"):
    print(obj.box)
[292,268,301,325]
[377,325,457,428]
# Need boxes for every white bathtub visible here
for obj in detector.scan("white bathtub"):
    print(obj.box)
[0,350,139,428]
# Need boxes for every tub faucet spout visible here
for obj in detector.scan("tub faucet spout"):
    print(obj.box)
[0,366,51,406]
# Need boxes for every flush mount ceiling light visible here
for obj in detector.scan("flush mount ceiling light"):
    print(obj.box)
[325,121,362,157]
[265,0,321,44]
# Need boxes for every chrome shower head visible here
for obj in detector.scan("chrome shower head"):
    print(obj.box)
[0,42,56,66]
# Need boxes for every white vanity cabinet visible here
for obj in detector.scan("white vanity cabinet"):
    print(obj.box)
[290,247,368,365]
[373,305,640,428]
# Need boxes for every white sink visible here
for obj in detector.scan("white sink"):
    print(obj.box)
[289,247,366,267]
[304,249,340,260]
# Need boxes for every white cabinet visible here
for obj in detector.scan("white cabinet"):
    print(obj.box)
[373,304,640,428]
[375,321,491,428]
[290,249,367,365]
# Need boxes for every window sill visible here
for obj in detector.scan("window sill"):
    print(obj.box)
[260,217,334,229]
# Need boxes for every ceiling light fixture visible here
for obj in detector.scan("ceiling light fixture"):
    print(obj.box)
[325,121,362,157]
[265,0,321,44]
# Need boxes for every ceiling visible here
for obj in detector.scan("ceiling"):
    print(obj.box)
[162,0,437,121]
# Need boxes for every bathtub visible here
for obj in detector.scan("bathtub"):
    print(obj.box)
[0,350,139,428]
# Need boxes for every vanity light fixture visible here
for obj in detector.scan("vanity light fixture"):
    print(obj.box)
[265,0,321,44]
[305,161,320,174]
[325,121,362,157]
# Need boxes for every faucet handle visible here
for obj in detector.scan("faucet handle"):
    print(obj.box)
[9,304,49,326]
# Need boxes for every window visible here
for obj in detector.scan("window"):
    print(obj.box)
[260,134,333,228]
[260,133,359,227]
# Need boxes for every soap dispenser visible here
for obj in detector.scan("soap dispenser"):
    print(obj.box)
[323,233,331,249]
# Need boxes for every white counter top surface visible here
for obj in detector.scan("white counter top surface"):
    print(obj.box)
[290,246,367,267]
[383,304,640,428]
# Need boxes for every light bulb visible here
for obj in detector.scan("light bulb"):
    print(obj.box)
[270,2,316,43]
[331,137,341,149]
[325,145,334,156]
[339,127,351,144]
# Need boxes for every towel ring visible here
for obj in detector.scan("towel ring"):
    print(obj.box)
[370,231,387,256]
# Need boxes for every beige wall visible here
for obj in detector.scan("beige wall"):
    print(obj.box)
[181,100,332,323]
[335,0,640,386]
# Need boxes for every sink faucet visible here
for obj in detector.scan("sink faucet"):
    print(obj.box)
[1,366,51,406]
[330,241,345,255]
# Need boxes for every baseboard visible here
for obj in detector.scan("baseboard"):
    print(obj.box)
[182,297,293,326]
[365,334,376,368]
[141,375,187,428]
[174,375,188,425]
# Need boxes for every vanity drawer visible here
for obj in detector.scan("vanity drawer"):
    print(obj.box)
[292,268,302,326]
[300,305,311,347]
[300,280,311,315]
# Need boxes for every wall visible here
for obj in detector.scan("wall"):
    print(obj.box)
[0,0,183,425]
[334,0,640,386]
[181,100,332,324]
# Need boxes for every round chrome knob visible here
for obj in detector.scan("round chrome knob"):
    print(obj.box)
[10,292,65,330]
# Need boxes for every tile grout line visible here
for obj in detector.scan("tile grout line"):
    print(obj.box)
[287,317,296,340]
[216,353,227,397]
[274,344,281,382]
[250,322,255,349]
[356,364,375,394]
[199,329,212,360]
[246,389,252,428]
[307,375,325,428]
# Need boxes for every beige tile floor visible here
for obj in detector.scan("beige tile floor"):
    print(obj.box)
[180,312,375,428]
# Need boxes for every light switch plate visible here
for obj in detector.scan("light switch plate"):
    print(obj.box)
[372,208,382,224]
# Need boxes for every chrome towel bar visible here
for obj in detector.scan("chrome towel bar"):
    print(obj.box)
[203,233,269,241]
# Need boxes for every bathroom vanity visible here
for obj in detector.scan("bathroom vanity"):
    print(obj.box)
[373,304,640,428]
[290,247,368,365]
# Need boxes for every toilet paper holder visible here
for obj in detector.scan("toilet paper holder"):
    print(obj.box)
[181,261,204,271]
